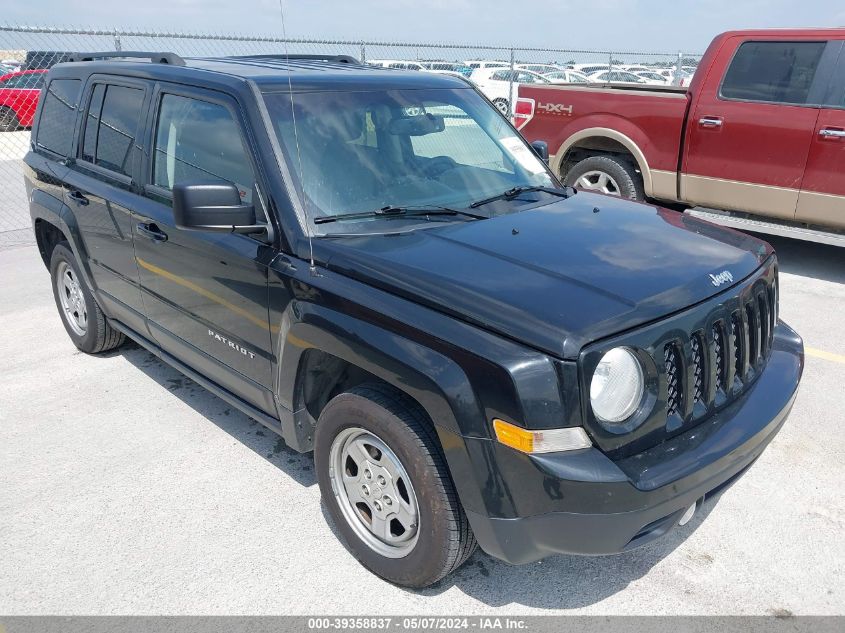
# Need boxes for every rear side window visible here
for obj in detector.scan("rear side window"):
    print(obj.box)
[35,79,81,157]
[721,41,826,105]
[152,94,254,203]
[81,84,145,177]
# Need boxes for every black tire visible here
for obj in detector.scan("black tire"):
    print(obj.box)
[315,383,477,588]
[564,154,645,201]
[0,106,21,132]
[49,242,125,354]
[492,98,510,116]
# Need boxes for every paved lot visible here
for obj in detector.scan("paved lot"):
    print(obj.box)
[0,235,843,615]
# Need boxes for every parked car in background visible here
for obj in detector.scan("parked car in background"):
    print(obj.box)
[516,28,845,245]
[24,51,73,70]
[471,67,550,114]
[587,69,647,84]
[655,68,692,86]
[419,61,473,77]
[544,69,592,84]
[0,69,46,131]
[515,63,565,74]
[464,60,509,70]
[621,65,654,73]
[634,70,670,85]
[569,63,610,75]
[367,59,425,71]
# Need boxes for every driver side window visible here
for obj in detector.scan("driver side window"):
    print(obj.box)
[152,93,255,204]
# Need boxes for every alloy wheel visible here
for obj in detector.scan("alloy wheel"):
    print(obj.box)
[328,427,420,558]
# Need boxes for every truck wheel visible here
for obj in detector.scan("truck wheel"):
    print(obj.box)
[315,384,477,588]
[564,155,645,201]
[492,98,510,116]
[0,107,21,132]
[49,243,125,354]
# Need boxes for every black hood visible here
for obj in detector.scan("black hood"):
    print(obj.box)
[316,193,772,359]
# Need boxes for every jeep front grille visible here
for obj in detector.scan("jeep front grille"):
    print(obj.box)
[712,322,725,392]
[690,334,705,405]
[579,258,779,456]
[664,344,682,416]
[665,286,775,424]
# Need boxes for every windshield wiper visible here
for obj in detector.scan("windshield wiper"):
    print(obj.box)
[313,205,487,225]
[469,185,572,209]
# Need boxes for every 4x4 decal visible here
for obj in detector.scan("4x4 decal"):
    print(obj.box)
[537,102,573,116]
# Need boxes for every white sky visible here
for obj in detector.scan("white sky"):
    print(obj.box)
[7,0,845,53]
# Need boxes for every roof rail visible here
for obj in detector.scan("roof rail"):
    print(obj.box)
[228,54,361,65]
[67,51,186,66]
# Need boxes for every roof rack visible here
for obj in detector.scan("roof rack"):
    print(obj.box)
[228,54,360,65]
[67,51,185,66]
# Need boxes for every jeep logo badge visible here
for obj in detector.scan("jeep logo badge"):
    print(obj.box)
[709,270,734,287]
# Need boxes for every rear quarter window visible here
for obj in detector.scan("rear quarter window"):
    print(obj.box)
[35,78,81,157]
[720,41,826,105]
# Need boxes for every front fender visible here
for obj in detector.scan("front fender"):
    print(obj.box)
[275,300,490,515]
[267,260,576,518]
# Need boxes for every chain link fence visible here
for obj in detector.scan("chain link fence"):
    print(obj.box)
[0,24,702,247]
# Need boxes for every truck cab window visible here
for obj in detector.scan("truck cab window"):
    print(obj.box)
[721,41,826,105]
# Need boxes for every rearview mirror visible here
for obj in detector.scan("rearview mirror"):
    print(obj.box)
[388,113,445,136]
[172,182,264,235]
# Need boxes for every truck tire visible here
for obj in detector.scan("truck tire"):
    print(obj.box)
[49,242,125,354]
[492,98,509,116]
[564,155,645,201]
[315,383,477,588]
[0,106,21,132]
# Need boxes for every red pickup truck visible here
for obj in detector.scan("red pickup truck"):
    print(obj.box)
[0,69,46,131]
[516,29,845,245]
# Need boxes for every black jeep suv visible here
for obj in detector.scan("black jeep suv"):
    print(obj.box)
[26,51,803,588]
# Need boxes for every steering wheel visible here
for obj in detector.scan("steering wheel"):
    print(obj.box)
[421,155,458,179]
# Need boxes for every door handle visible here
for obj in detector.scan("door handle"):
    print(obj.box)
[136,222,168,243]
[699,116,723,129]
[819,128,845,139]
[66,190,89,206]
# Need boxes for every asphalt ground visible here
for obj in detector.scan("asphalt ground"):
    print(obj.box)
[0,234,843,615]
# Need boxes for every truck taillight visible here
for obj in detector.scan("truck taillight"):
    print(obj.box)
[512,97,535,130]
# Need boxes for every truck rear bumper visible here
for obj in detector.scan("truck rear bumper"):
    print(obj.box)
[465,322,803,565]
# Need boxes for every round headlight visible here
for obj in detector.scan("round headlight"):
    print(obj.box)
[590,347,644,424]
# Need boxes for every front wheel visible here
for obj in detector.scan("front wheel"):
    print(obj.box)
[564,155,645,201]
[315,384,476,588]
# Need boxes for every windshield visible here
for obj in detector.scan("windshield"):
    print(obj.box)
[264,88,555,235]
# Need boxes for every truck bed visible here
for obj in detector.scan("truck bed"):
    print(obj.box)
[517,82,691,200]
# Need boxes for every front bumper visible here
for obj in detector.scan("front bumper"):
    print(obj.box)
[464,322,803,565]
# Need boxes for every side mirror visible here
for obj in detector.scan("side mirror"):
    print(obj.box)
[530,140,549,164]
[172,181,264,235]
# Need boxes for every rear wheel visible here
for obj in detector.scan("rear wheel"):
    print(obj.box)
[0,107,21,132]
[564,155,644,201]
[49,243,125,354]
[315,384,476,588]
